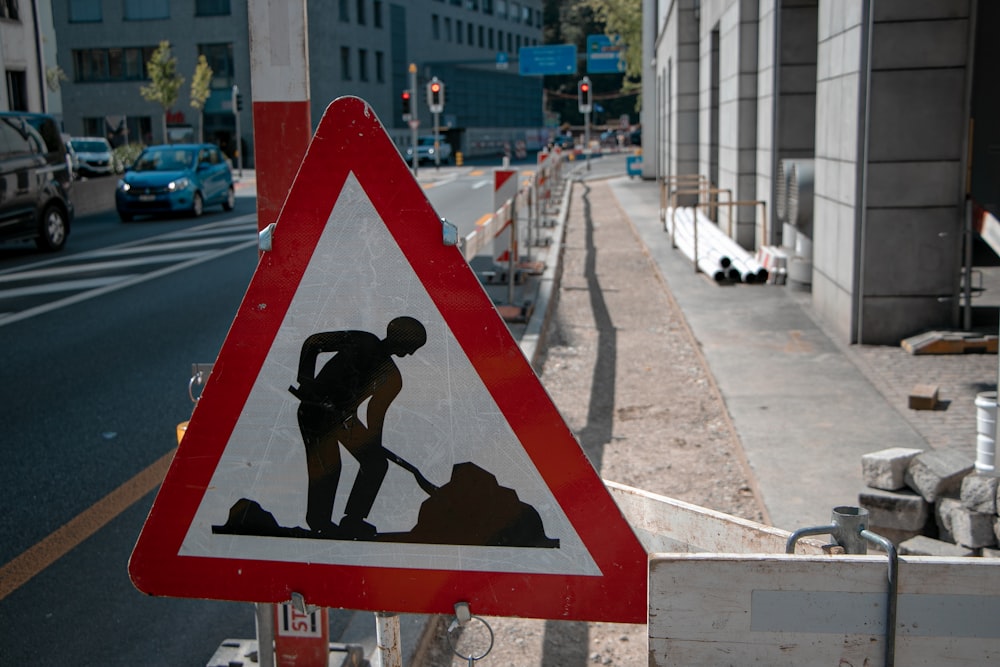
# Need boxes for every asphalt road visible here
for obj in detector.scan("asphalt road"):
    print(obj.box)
[0,165,519,665]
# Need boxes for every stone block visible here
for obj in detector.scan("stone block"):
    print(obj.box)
[899,535,977,557]
[905,449,974,502]
[950,506,997,549]
[935,495,961,544]
[858,487,929,532]
[982,547,1000,559]
[908,384,939,410]
[961,474,999,514]
[861,447,923,490]
[867,524,922,548]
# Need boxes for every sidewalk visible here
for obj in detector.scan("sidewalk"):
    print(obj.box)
[606,171,997,531]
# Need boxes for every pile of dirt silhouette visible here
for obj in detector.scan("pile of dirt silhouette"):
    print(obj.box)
[396,462,559,548]
[212,498,312,538]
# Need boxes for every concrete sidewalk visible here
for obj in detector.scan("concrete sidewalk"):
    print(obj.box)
[606,171,997,532]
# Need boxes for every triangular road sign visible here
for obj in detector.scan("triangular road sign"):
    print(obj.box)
[129,96,646,623]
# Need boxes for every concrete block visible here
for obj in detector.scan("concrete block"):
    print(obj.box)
[950,507,997,549]
[861,447,923,490]
[982,547,1000,559]
[858,487,929,532]
[899,535,977,557]
[934,495,961,544]
[961,474,999,514]
[908,384,939,410]
[905,449,974,502]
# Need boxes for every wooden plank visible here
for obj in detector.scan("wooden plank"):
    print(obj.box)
[649,553,1000,666]
[606,482,825,555]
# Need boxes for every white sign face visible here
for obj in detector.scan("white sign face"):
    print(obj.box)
[179,174,598,577]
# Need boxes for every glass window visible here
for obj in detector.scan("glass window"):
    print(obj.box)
[465,0,479,9]
[73,49,108,82]
[456,20,463,44]
[468,23,474,45]
[69,0,101,22]
[483,0,493,15]
[5,71,27,111]
[374,1,383,27]
[199,43,234,89]
[340,47,351,80]
[497,0,506,19]
[0,0,19,21]
[358,49,368,81]
[124,0,169,20]
[195,0,230,16]
[478,25,484,48]
[432,15,440,40]
[339,0,349,21]
[445,17,452,41]
[356,0,365,24]
[375,51,385,83]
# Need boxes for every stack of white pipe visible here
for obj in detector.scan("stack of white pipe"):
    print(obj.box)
[665,207,769,284]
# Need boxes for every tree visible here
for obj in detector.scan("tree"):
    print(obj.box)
[583,0,642,95]
[140,41,184,143]
[190,55,213,142]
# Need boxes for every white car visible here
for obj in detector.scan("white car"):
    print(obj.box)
[68,136,117,177]
[405,135,452,165]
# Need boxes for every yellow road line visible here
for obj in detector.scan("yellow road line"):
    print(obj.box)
[0,448,176,600]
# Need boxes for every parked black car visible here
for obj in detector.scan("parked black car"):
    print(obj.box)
[0,112,74,251]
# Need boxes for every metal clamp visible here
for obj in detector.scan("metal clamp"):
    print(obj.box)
[447,602,493,665]
[786,506,898,667]
[188,363,214,404]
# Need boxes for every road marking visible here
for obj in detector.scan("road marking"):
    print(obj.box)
[0,275,138,298]
[0,239,257,328]
[471,179,490,190]
[0,448,176,601]
[0,251,214,284]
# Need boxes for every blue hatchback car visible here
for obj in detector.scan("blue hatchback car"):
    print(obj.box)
[116,143,235,221]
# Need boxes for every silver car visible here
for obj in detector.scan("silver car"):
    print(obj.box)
[68,136,117,177]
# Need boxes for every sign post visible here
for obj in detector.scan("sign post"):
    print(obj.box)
[409,63,418,175]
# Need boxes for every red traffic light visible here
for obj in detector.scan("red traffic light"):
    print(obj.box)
[580,83,590,93]
[402,91,411,100]
[430,83,441,93]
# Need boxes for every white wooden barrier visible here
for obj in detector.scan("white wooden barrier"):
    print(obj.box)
[649,554,1000,666]
[605,483,1000,666]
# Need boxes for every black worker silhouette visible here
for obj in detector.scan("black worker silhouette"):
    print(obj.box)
[212,316,559,548]
[288,316,427,539]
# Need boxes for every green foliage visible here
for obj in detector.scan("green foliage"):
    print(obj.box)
[140,41,184,108]
[583,0,642,91]
[113,143,145,172]
[140,41,184,140]
[190,55,213,111]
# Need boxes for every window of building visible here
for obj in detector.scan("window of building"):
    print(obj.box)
[195,0,230,16]
[466,0,479,9]
[445,17,452,41]
[496,0,506,19]
[0,0,19,21]
[468,23,474,45]
[478,25,484,48]
[511,2,521,22]
[497,30,503,51]
[507,33,513,52]
[456,20,463,44]
[483,0,493,15]
[432,14,440,40]
[338,0,349,22]
[68,0,101,22]
[359,49,369,81]
[375,51,385,83]
[374,0,383,27]
[356,0,365,24]
[199,43,235,89]
[488,28,494,49]
[5,70,27,110]
[124,0,169,20]
[516,35,521,50]
[340,47,351,80]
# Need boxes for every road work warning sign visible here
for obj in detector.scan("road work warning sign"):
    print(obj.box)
[129,96,646,623]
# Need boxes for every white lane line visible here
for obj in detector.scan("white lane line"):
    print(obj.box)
[0,251,213,284]
[471,179,491,190]
[0,239,258,328]
[0,275,138,298]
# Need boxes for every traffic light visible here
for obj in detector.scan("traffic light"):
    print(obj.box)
[401,90,412,118]
[236,93,244,112]
[578,77,592,114]
[427,77,445,114]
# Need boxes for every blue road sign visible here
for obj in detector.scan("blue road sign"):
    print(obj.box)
[587,35,626,74]
[519,44,577,76]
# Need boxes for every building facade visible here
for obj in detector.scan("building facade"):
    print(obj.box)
[1,0,51,113]
[50,0,544,166]
[643,0,992,345]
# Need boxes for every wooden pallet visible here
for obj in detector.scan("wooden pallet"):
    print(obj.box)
[901,331,998,355]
